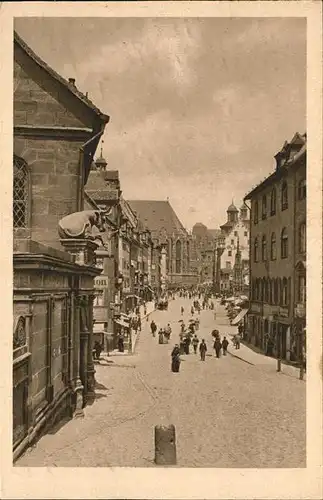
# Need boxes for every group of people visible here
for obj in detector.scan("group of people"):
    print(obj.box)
[150,320,172,344]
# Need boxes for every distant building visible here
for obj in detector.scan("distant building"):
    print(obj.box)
[216,201,250,294]
[192,223,220,286]
[128,200,199,288]
[244,132,306,361]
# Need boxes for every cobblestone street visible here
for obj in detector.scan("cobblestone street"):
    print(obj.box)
[16,298,306,468]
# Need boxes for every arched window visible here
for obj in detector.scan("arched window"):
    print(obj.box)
[253,200,258,225]
[261,235,267,261]
[282,278,288,306]
[262,195,267,219]
[254,237,259,262]
[270,187,276,216]
[281,228,288,259]
[281,181,288,211]
[13,156,29,228]
[273,279,278,305]
[263,278,268,302]
[175,240,181,274]
[298,179,306,200]
[270,233,277,260]
[267,279,272,304]
[299,223,306,253]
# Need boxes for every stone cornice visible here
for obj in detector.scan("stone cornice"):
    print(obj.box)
[14,125,93,141]
[14,253,99,276]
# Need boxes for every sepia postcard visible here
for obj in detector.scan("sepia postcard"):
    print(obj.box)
[0,1,322,499]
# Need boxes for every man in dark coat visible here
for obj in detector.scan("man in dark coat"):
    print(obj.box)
[222,336,229,356]
[199,339,207,361]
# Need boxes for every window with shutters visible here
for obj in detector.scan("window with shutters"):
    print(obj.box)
[271,232,277,260]
[261,235,267,261]
[299,223,306,253]
[281,228,288,259]
[298,179,306,200]
[254,237,259,262]
[13,156,29,229]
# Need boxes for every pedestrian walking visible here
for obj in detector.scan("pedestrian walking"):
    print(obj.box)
[235,333,241,349]
[191,306,194,316]
[93,340,102,360]
[181,306,184,316]
[222,336,229,356]
[150,320,157,337]
[184,335,191,355]
[214,338,222,358]
[192,334,199,354]
[199,339,207,361]
[158,328,164,344]
[117,334,124,353]
[171,344,181,373]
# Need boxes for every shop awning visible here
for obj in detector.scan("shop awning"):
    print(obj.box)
[114,319,130,328]
[231,308,248,326]
[120,313,130,321]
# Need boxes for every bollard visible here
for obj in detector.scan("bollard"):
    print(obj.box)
[154,425,177,465]
[277,358,281,372]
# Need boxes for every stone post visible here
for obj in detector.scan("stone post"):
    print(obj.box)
[73,295,85,417]
[154,425,177,465]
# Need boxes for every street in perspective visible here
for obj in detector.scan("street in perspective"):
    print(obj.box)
[16,293,305,468]
[13,17,306,469]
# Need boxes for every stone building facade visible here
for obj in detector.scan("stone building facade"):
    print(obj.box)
[244,133,306,361]
[13,32,109,459]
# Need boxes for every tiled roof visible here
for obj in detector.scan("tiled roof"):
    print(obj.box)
[128,200,187,237]
[14,31,109,123]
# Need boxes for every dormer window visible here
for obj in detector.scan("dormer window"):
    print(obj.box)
[281,181,288,211]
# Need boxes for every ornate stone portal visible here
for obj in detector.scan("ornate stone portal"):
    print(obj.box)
[58,210,106,414]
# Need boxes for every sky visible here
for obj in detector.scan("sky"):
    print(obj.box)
[14,17,306,230]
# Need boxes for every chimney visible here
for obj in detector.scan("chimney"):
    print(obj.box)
[68,78,76,87]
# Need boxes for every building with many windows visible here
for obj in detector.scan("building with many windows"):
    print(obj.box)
[215,202,250,294]
[244,132,306,361]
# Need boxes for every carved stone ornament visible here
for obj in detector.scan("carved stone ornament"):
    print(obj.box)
[58,210,110,240]
[13,316,27,350]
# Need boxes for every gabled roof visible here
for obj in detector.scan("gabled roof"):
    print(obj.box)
[14,31,109,123]
[128,200,187,237]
